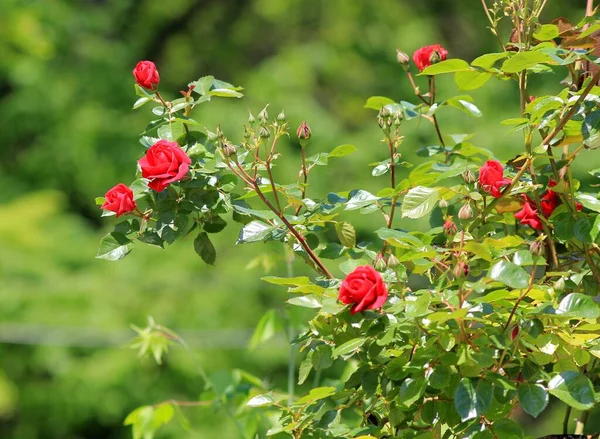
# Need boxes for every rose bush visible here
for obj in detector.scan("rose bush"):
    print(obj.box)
[97,1,600,438]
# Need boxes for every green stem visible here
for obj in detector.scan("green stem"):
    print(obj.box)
[574,410,590,434]
[285,246,296,406]
[563,405,572,434]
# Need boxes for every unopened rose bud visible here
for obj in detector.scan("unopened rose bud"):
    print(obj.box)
[258,106,269,123]
[453,261,469,278]
[296,121,311,141]
[387,253,400,268]
[462,170,476,184]
[458,203,473,220]
[259,127,270,139]
[374,254,387,272]
[529,240,544,257]
[511,325,519,341]
[379,106,391,118]
[396,49,410,70]
[248,111,256,125]
[277,110,286,122]
[429,49,443,65]
[222,142,237,157]
[439,199,449,209]
[553,277,565,293]
[443,216,457,235]
[243,126,251,139]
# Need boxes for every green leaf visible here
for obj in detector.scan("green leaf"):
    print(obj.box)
[295,386,336,405]
[399,378,426,407]
[335,221,356,248]
[454,378,493,421]
[193,232,216,265]
[548,371,596,410]
[401,186,440,219]
[577,194,600,212]
[329,144,357,158]
[96,233,133,261]
[471,52,510,69]
[261,276,310,286]
[428,365,451,389]
[489,260,530,289]
[574,217,593,243]
[346,190,378,210]
[454,70,492,91]
[420,59,471,75]
[247,394,274,408]
[556,293,600,319]
[533,24,559,41]
[517,383,549,418]
[249,309,281,350]
[332,337,367,357]
[237,220,274,243]
[582,111,600,149]
[445,97,482,118]
[405,291,431,318]
[287,295,321,308]
[501,51,554,73]
[591,215,600,241]
[492,419,524,439]
[124,404,174,439]
[364,96,395,110]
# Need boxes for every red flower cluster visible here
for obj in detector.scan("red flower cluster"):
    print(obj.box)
[139,140,191,192]
[514,181,582,230]
[478,160,511,198]
[413,45,448,72]
[338,265,388,314]
[133,61,160,91]
[101,183,136,217]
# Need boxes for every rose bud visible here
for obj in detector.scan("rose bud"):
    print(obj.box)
[138,140,191,192]
[338,265,388,314]
[374,254,387,272]
[222,142,237,157]
[478,160,511,198]
[412,44,448,72]
[132,61,160,91]
[248,111,256,125]
[511,325,519,341]
[259,127,270,139]
[443,216,457,235]
[453,261,469,279]
[277,110,286,122]
[396,49,410,70]
[387,253,400,268]
[296,121,312,141]
[462,169,476,184]
[529,240,544,257]
[438,199,449,209]
[458,203,473,220]
[258,106,269,124]
[101,183,137,217]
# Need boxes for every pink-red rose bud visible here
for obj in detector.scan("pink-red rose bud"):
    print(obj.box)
[101,183,137,217]
[458,203,473,220]
[453,261,469,279]
[412,45,448,72]
[529,240,544,257]
[132,61,160,91]
[396,49,410,70]
[443,217,457,235]
[511,325,520,341]
[478,160,511,198]
[338,265,388,314]
[138,140,191,192]
[297,121,312,141]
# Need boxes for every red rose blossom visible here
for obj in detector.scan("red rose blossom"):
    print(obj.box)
[540,181,559,217]
[139,140,191,192]
[514,198,543,230]
[338,265,388,314]
[101,183,136,217]
[412,44,448,72]
[133,61,160,90]
[478,160,511,198]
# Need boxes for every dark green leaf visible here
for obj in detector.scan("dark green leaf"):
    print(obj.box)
[489,260,530,289]
[548,371,596,410]
[454,378,493,421]
[96,233,133,261]
[556,293,600,319]
[517,383,549,418]
[582,111,600,149]
[237,220,274,243]
[399,378,426,407]
[193,232,216,265]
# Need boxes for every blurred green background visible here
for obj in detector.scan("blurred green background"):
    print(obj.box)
[1,0,598,438]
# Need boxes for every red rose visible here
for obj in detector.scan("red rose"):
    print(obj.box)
[514,198,543,230]
[101,183,137,217]
[133,61,160,90]
[139,140,191,192]
[478,160,511,198]
[412,44,448,72]
[540,181,559,217]
[338,265,388,314]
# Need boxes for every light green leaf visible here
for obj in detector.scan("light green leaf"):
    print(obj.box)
[247,394,275,408]
[454,70,492,91]
[420,59,471,75]
[582,111,600,149]
[295,387,336,405]
[489,260,530,289]
[346,190,378,210]
[332,338,367,357]
[556,293,600,319]
[533,24,559,41]
[364,96,395,110]
[454,378,493,421]
[249,310,281,350]
[237,220,274,243]
[329,144,357,157]
[548,371,596,410]
[446,97,483,118]
[287,295,321,308]
[96,233,133,261]
[577,194,600,212]
[401,186,440,219]
[261,276,310,286]
[471,52,510,69]
[335,221,356,248]
[501,51,554,73]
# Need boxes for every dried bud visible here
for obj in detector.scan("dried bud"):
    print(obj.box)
[529,240,544,257]
[277,110,286,122]
[453,261,469,279]
[462,169,476,184]
[429,49,443,66]
[248,111,256,125]
[259,127,270,139]
[396,49,410,70]
[222,142,237,157]
[374,254,387,272]
[443,216,457,235]
[458,203,473,220]
[387,253,400,268]
[296,121,311,141]
[510,325,519,341]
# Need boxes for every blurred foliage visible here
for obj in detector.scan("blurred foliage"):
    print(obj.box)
[0,0,597,438]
